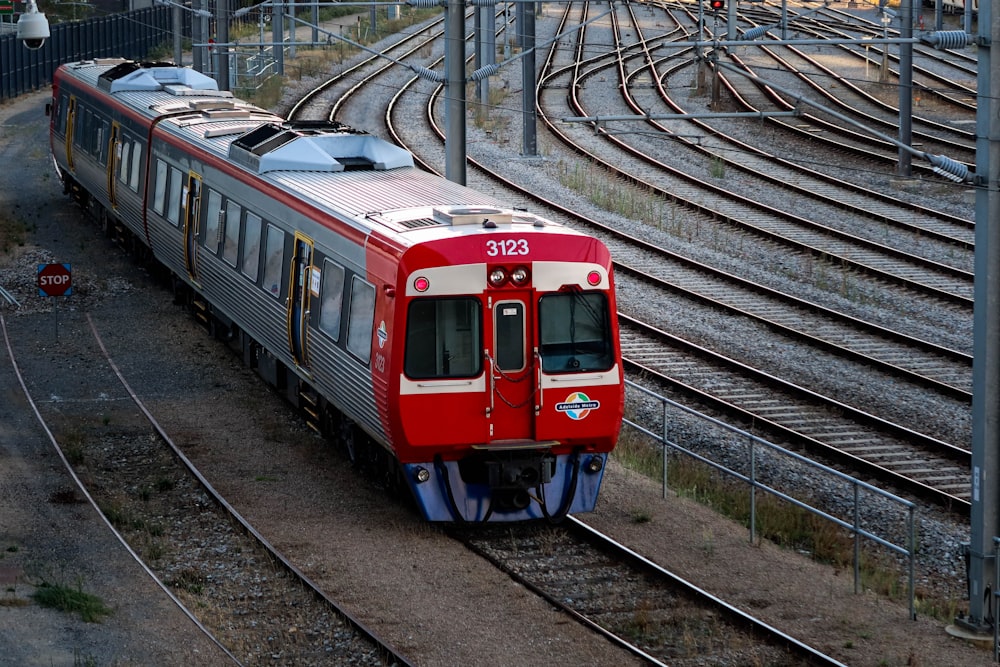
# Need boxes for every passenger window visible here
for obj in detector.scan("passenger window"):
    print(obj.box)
[262,224,284,297]
[96,120,108,163]
[318,260,345,342]
[346,277,375,363]
[203,189,223,255]
[153,159,167,215]
[118,138,129,184]
[222,201,241,266]
[129,142,142,191]
[73,108,86,149]
[166,167,183,226]
[241,212,262,281]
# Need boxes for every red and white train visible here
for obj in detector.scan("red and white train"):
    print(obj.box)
[48,58,624,523]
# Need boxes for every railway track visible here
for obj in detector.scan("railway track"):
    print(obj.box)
[546,2,975,305]
[368,0,975,511]
[1,310,409,666]
[618,313,970,510]
[454,519,847,666]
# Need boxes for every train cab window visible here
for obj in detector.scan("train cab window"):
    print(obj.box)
[203,189,223,255]
[241,212,263,281]
[404,298,482,379]
[153,159,168,215]
[346,277,375,364]
[129,142,142,191]
[166,167,183,226]
[318,260,345,342]
[262,225,284,297]
[222,201,241,266]
[538,292,613,373]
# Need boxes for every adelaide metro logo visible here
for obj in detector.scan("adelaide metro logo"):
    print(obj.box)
[555,392,600,420]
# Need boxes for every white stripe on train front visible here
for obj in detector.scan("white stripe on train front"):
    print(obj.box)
[399,375,488,395]
[399,365,619,396]
[404,261,609,297]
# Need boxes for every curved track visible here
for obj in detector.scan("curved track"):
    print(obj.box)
[1,310,410,666]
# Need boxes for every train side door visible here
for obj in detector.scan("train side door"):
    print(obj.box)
[182,171,202,282]
[65,96,77,172]
[287,233,314,369]
[488,295,535,441]
[106,121,120,209]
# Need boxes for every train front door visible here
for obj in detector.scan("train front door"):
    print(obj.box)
[287,233,314,369]
[182,171,202,283]
[489,295,535,442]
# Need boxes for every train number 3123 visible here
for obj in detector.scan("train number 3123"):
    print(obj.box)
[485,239,529,257]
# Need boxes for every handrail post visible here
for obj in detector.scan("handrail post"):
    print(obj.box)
[854,483,861,595]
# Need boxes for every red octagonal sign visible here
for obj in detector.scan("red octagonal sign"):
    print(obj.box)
[37,263,72,297]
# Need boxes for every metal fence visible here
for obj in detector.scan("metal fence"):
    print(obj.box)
[623,379,918,620]
[0,6,173,101]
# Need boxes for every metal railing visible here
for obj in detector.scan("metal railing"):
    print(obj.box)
[623,379,917,620]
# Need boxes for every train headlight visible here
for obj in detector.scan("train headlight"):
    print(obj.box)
[586,270,602,287]
[510,266,530,285]
[414,466,431,483]
[584,455,604,474]
[413,276,430,292]
[489,267,508,287]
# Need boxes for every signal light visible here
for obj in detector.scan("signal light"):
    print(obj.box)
[710,0,724,9]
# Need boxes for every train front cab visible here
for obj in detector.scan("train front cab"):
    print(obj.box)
[394,234,624,523]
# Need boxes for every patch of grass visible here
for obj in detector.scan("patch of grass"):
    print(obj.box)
[630,509,652,524]
[31,580,112,622]
[0,211,28,254]
[613,433,965,621]
[166,568,205,595]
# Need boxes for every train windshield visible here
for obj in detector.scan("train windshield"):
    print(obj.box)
[404,298,483,379]
[538,292,614,373]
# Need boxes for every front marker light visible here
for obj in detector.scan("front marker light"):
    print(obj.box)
[511,266,530,285]
[489,267,508,287]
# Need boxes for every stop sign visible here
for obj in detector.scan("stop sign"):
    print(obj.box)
[37,263,72,297]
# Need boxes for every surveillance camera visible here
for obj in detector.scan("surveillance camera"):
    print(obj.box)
[17,9,49,51]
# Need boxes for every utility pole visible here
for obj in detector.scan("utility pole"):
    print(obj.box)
[445,0,466,185]
[216,0,230,90]
[965,0,1000,634]
[897,0,914,176]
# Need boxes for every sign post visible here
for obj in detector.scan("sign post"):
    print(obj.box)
[37,263,72,340]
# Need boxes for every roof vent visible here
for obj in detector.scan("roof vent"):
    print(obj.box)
[227,123,414,174]
[100,61,222,94]
[432,206,512,226]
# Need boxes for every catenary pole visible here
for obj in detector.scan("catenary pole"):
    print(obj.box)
[966,0,1000,633]
[445,0,466,184]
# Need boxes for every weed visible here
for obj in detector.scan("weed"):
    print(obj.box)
[631,509,652,524]
[31,580,112,622]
